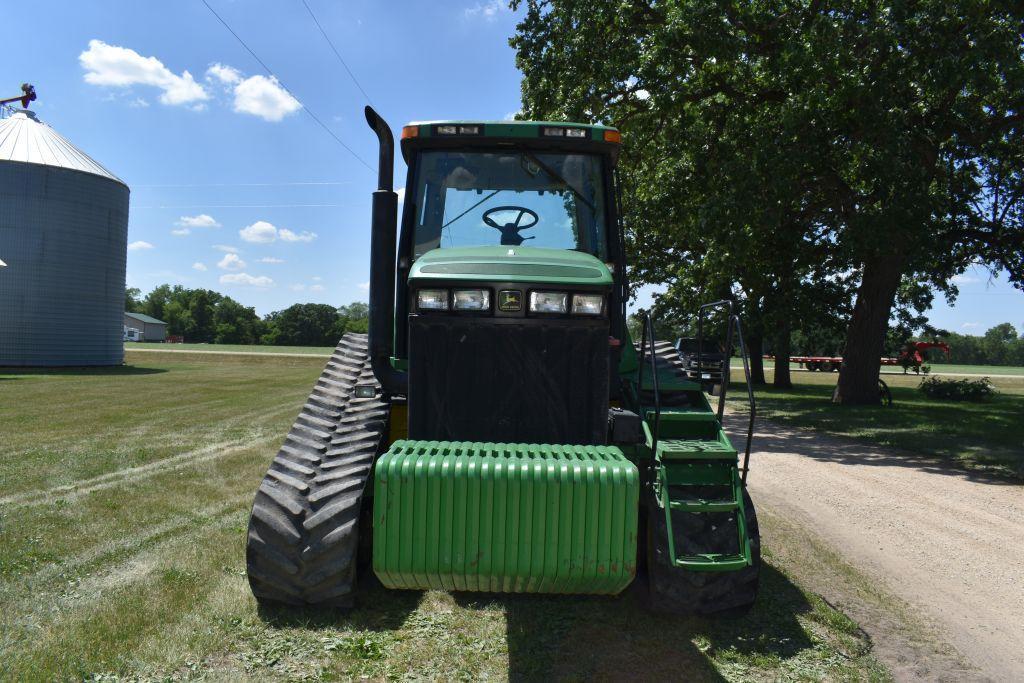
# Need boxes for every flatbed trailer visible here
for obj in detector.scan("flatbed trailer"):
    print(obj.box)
[763,355,900,372]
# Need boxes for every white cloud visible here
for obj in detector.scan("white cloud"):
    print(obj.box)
[176,214,221,229]
[279,228,317,243]
[213,244,238,253]
[464,0,508,20]
[217,253,246,271]
[289,283,306,292]
[192,262,208,271]
[258,256,284,263]
[358,281,370,290]
[951,274,980,285]
[128,240,154,251]
[79,40,209,107]
[238,222,315,244]
[171,228,190,236]
[310,284,326,292]
[311,276,322,282]
[129,97,150,108]
[232,74,301,122]
[239,220,278,243]
[961,322,980,329]
[220,273,274,287]
[206,63,242,86]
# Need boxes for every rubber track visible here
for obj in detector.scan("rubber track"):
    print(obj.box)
[647,488,761,615]
[245,333,389,606]
[638,340,694,406]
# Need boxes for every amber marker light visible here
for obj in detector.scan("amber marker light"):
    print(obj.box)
[401,125,419,139]
[603,130,621,143]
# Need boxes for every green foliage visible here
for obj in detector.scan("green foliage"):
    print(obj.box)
[927,323,1024,366]
[128,284,370,346]
[919,376,997,402]
[137,284,262,344]
[511,0,1024,401]
[124,287,143,313]
[261,303,346,347]
[338,301,370,334]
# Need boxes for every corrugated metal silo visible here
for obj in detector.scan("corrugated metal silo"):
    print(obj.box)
[0,109,129,366]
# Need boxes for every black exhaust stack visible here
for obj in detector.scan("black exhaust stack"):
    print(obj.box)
[364,106,407,395]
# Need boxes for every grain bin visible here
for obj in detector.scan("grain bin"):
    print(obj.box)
[0,109,129,366]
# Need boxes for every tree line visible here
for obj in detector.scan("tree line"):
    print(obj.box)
[125,285,369,347]
[511,0,1024,403]
[931,324,1024,367]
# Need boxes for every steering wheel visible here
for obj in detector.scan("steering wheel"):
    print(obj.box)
[482,206,539,246]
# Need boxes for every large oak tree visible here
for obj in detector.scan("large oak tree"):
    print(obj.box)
[511,0,1024,403]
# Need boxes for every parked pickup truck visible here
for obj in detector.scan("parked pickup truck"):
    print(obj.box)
[675,337,729,391]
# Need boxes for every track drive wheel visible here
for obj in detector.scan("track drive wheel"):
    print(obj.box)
[646,487,760,616]
[246,333,389,607]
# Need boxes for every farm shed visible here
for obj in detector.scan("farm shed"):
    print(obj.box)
[124,312,167,342]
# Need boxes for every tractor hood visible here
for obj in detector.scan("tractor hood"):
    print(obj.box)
[408,246,613,286]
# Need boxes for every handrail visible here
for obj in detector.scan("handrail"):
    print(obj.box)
[637,311,662,459]
[643,301,756,485]
[731,313,756,485]
[696,300,756,485]
[697,299,734,421]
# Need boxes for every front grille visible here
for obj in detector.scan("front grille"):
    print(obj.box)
[408,316,609,444]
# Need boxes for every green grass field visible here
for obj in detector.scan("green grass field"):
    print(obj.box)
[730,369,1024,480]
[125,342,334,355]
[0,351,887,681]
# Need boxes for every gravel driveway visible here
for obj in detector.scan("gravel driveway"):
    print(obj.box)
[730,417,1024,681]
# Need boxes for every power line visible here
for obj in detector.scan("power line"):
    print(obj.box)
[135,203,348,209]
[199,0,374,173]
[134,180,350,188]
[300,0,375,107]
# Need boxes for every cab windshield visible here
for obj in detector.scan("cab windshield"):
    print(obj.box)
[411,150,608,260]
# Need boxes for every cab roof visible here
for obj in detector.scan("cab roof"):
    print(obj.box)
[399,120,621,164]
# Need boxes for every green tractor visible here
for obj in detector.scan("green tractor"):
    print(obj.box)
[245,107,760,614]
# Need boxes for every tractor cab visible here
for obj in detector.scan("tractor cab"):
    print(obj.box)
[368,115,628,446]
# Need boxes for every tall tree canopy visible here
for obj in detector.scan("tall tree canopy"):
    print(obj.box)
[511,0,1024,403]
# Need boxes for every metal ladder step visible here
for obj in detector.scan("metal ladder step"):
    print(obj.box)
[669,499,739,513]
[674,553,749,571]
[657,438,737,460]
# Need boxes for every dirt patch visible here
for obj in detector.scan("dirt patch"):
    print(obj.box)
[730,416,1024,680]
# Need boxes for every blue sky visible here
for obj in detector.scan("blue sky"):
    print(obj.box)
[4,0,1021,335]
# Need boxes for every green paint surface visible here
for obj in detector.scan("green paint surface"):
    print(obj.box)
[409,245,614,285]
[373,440,638,594]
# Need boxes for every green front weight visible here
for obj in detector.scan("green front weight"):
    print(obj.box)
[372,440,639,594]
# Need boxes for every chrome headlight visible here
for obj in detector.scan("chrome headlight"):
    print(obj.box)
[529,291,568,314]
[453,289,490,311]
[571,293,604,316]
[417,289,448,311]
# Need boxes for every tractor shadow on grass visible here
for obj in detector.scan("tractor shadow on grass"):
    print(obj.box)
[453,563,813,681]
[255,576,422,633]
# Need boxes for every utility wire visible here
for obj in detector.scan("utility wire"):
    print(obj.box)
[135,203,348,209]
[299,0,375,107]
[135,181,350,188]
[199,0,374,173]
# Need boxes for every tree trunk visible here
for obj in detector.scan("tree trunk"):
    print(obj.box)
[835,253,905,404]
[747,333,766,385]
[772,318,792,389]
